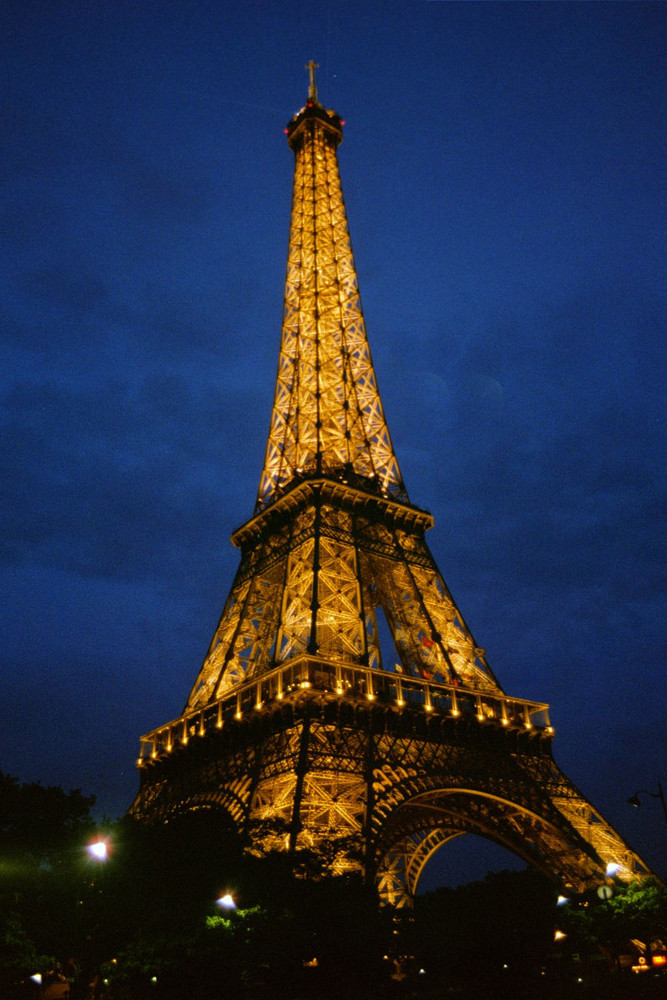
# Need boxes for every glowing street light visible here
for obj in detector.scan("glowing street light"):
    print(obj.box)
[216,892,236,910]
[87,839,109,861]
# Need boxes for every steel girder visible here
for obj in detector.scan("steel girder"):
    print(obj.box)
[184,485,499,712]
[133,696,651,906]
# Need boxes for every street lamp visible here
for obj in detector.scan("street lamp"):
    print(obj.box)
[627,781,667,824]
[216,892,236,910]
[86,839,109,861]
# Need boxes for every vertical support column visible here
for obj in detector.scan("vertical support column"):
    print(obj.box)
[289,711,311,852]
[363,724,376,888]
[307,491,322,655]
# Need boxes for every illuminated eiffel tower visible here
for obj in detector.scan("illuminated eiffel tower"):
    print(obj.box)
[132,64,653,906]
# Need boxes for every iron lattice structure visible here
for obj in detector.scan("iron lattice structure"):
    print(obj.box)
[132,72,653,906]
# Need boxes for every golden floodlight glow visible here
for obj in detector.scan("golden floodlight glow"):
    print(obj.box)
[130,66,658,910]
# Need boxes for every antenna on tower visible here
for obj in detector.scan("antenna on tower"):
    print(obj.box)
[305,59,319,102]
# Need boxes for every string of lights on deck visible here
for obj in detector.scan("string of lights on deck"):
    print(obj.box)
[138,660,552,764]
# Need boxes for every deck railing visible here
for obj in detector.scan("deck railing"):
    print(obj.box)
[138,656,552,763]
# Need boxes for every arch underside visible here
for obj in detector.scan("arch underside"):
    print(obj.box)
[133,708,652,908]
[374,786,640,908]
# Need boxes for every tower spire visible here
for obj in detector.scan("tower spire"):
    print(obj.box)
[256,84,406,511]
[305,59,319,102]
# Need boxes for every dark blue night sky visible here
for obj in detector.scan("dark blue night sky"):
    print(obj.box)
[2,2,665,889]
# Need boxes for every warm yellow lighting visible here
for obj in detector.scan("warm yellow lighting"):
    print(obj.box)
[127,82,654,915]
[554,930,566,941]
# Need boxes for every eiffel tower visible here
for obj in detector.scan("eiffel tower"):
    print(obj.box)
[132,65,653,906]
